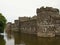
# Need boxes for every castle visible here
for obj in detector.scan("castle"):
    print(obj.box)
[5,7,60,37]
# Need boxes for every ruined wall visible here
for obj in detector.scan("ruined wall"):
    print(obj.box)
[52,16,60,35]
[14,20,19,31]
[19,17,37,34]
[36,7,60,37]
[36,7,59,15]
[5,22,12,33]
[19,17,30,21]
[10,20,20,32]
[6,6,60,37]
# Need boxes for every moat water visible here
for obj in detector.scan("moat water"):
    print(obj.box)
[0,32,60,45]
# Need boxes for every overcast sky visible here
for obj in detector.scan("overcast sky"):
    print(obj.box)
[0,0,60,23]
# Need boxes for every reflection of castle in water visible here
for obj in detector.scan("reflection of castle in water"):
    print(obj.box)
[13,33,60,45]
[5,6,60,37]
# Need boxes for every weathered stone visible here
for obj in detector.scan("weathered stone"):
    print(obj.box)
[5,6,60,37]
[5,22,12,33]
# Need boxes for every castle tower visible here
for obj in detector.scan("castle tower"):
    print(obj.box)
[36,6,59,15]
[36,7,59,37]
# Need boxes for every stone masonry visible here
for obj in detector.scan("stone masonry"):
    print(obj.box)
[5,6,60,37]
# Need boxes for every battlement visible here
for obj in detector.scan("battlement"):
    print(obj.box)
[19,17,30,21]
[14,20,19,24]
[36,6,59,14]
[19,16,37,22]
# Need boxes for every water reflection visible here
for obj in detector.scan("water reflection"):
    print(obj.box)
[0,35,5,45]
[13,33,37,45]
[3,32,60,45]
[4,32,14,45]
[12,33,60,45]
[6,32,13,40]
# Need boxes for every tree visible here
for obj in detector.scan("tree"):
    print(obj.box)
[0,35,5,45]
[0,13,6,33]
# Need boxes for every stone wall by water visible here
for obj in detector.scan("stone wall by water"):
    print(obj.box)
[5,6,60,37]
[19,19,37,34]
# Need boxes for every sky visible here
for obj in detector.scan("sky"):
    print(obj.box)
[0,0,60,23]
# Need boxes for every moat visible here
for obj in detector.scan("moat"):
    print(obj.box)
[0,32,60,45]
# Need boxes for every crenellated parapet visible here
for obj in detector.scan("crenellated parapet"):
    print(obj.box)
[19,17,31,22]
[36,6,59,15]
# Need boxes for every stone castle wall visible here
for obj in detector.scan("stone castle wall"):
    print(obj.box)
[5,7,60,37]
[19,19,37,34]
